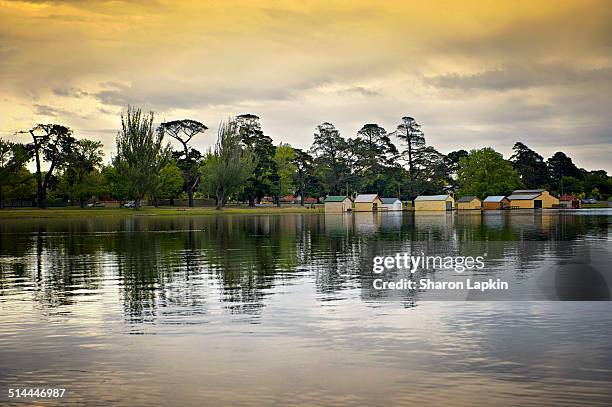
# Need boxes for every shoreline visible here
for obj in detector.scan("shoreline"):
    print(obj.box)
[0,206,325,219]
[0,205,608,219]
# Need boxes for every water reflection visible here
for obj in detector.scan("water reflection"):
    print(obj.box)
[1,211,611,320]
[0,211,611,406]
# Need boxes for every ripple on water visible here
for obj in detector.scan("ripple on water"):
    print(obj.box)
[0,213,611,406]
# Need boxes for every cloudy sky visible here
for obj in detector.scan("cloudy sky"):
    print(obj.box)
[1,0,611,171]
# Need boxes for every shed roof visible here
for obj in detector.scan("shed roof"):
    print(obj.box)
[507,193,541,200]
[414,195,451,201]
[559,194,578,201]
[354,194,380,203]
[483,196,507,202]
[381,198,401,204]
[512,189,545,194]
[324,195,350,203]
[457,196,479,203]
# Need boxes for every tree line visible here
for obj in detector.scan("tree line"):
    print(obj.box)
[1,107,611,210]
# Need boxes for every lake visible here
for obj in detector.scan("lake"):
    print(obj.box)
[1,210,611,406]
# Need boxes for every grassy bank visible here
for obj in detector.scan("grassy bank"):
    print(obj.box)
[0,205,324,219]
[582,202,609,208]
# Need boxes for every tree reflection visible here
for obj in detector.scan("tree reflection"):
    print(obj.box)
[0,212,609,320]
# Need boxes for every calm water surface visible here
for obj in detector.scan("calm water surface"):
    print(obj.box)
[1,210,611,406]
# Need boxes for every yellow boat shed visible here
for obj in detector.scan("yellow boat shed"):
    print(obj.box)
[507,189,559,209]
[354,194,383,212]
[456,196,482,210]
[324,195,353,213]
[414,194,455,211]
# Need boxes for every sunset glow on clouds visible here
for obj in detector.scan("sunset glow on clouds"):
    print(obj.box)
[1,0,611,170]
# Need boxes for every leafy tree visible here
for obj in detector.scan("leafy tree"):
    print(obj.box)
[273,143,297,203]
[393,117,426,197]
[412,147,449,195]
[236,114,278,206]
[114,107,171,209]
[392,116,447,198]
[3,167,36,203]
[310,122,349,195]
[153,163,185,206]
[510,142,549,188]
[57,169,105,206]
[61,139,104,207]
[200,119,256,210]
[547,151,582,193]
[23,124,76,208]
[355,123,398,166]
[581,170,612,199]
[292,148,319,206]
[559,176,584,194]
[159,119,208,207]
[292,148,321,206]
[0,139,31,208]
[99,165,121,201]
[350,123,399,194]
[444,149,469,190]
[457,148,521,197]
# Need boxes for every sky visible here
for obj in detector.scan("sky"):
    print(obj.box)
[1,0,611,171]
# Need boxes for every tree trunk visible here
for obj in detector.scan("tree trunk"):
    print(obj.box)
[80,198,85,209]
[0,185,4,209]
[32,134,45,209]
[216,192,224,210]
[135,198,141,210]
[38,185,46,209]
[188,189,194,208]
[300,191,305,207]
[248,196,255,207]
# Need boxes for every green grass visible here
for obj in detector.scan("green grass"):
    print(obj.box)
[582,202,609,208]
[0,205,324,219]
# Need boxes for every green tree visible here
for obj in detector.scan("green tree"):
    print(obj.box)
[350,123,399,194]
[114,107,171,209]
[0,139,31,208]
[457,147,521,197]
[310,122,349,195]
[159,119,208,207]
[200,119,256,210]
[24,124,75,208]
[393,117,425,197]
[101,165,127,201]
[510,142,549,188]
[444,149,469,191]
[236,114,278,206]
[153,163,185,206]
[547,151,582,193]
[62,139,104,207]
[3,167,36,203]
[582,170,612,199]
[273,143,297,204]
[392,116,446,199]
[560,176,584,194]
[293,148,319,206]
[413,147,449,195]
